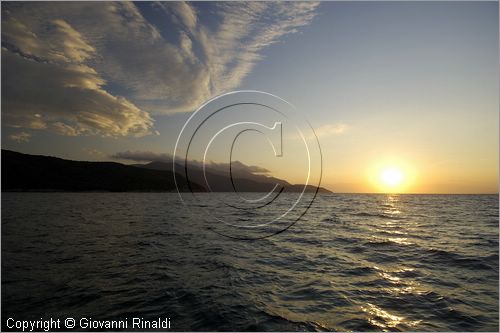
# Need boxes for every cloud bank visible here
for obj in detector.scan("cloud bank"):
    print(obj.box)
[2,2,319,137]
[9,132,31,143]
[111,150,173,163]
[2,11,154,137]
[314,123,350,137]
[112,149,270,175]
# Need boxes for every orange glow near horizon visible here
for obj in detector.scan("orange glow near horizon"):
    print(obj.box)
[380,167,404,188]
[364,159,418,194]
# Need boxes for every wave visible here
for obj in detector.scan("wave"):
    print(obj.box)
[2,193,498,331]
[425,248,498,270]
[352,212,404,220]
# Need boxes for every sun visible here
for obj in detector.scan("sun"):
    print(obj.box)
[380,167,404,187]
[368,159,415,193]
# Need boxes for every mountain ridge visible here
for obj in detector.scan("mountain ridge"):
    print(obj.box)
[1,150,331,193]
[134,161,331,193]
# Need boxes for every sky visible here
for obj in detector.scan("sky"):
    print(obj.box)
[1,1,498,194]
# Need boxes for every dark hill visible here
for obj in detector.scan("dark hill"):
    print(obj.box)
[136,161,332,194]
[1,150,331,193]
[1,150,205,192]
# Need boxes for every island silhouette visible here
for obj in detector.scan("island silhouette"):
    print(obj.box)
[2,150,331,193]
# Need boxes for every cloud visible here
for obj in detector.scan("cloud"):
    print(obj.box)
[111,149,270,175]
[51,122,81,137]
[2,2,319,116]
[1,48,154,137]
[2,2,319,138]
[199,2,319,96]
[207,160,270,175]
[1,17,94,64]
[1,7,155,137]
[82,148,105,158]
[49,19,96,62]
[314,123,350,137]
[91,1,320,114]
[9,132,31,143]
[157,2,198,32]
[111,150,173,163]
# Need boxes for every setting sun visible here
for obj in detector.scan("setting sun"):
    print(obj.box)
[380,168,404,187]
[366,160,415,193]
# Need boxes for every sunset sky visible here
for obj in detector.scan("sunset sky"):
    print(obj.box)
[2,1,498,194]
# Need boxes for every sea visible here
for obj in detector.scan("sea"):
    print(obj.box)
[2,193,498,331]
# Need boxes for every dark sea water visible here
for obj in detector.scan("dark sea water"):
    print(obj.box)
[2,193,498,331]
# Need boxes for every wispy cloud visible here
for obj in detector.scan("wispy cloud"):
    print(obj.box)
[314,123,350,138]
[2,2,319,136]
[196,2,320,99]
[111,150,172,163]
[111,149,270,175]
[205,160,270,175]
[92,1,320,114]
[158,2,198,33]
[82,148,105,158]
[9,132,31,143]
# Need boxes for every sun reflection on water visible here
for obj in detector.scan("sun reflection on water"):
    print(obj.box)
[361,303,405,329]
[389,237,412,245]
[379,271,401,282]
[361,303,422,330]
